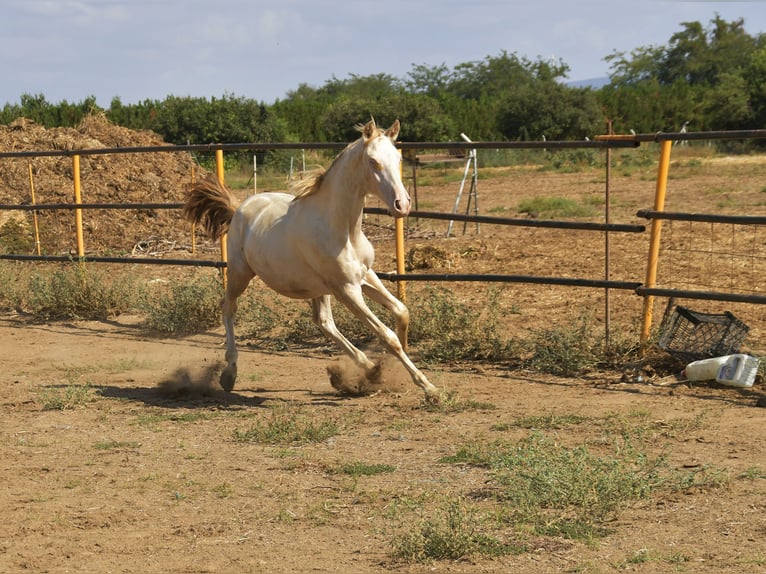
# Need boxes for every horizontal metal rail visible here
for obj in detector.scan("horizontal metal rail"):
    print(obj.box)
[1,128,761,160]
[636,286,766,305]
[0,203,647,233]
[366,207,646,233]
[0,203,184,211]
[596,128,766,143]
[0,254,225,267]
[376,272,642,291]
[637,209,766,226]
[0,139,639,160]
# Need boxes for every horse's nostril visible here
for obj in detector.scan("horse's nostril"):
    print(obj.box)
[394,200,402,211]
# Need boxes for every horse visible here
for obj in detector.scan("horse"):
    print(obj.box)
[183,119,439,399]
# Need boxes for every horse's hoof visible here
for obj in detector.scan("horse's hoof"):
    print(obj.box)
[366,362,383,385]
[424,388,442,405]
[220,368,236,392]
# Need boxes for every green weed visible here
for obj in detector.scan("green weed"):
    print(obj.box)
[93,440,141,450]
[408,287,514,362]
[141,271,222,334]
[38,382,93,410]
[0,218,35,254]
[442,432,667,541]
[27,263,141,320]
[523,315,598,376]
[233,403,340,445]
[334,462,396,477]
[390,497,523,563]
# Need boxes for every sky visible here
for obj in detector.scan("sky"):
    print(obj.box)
[1,0,765,107]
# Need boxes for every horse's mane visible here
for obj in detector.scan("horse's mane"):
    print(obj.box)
[291,122,385,201]
[290,167,326,200]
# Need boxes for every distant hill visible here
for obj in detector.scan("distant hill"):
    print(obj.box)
[566,76,610,89]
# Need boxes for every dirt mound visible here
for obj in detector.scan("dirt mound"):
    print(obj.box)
[0,114,202,256]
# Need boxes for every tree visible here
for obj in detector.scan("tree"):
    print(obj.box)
[499,84,604,140]
[405,63,453,97]
[603,16,764,136]
[745,46,766,128]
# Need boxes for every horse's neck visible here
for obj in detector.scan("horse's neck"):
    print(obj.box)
[319,150,369,238]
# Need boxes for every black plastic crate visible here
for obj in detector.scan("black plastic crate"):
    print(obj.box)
[658,305,749,364]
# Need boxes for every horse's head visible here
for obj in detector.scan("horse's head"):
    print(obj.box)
[362,119,411,218]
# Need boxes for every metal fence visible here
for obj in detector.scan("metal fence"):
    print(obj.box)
[2,129,766,344]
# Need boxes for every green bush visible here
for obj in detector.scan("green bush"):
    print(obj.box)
[408,287,514,362]
[141,272,222,335]
[27,263,140,321]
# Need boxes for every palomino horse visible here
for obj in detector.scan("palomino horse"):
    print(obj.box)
[184,119,438,399]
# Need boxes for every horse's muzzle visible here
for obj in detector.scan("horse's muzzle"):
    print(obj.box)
[391,196,411,218]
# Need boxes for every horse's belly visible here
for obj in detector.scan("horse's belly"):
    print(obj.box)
[250,248,323,298]
[236,193,370,299]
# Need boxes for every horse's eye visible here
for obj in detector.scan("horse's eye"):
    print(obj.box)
[370,159,382,171]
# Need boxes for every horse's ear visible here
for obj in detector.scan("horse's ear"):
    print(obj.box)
[386,119,400,142]
[362,118,377,141]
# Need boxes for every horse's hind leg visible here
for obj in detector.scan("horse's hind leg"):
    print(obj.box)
[220,264,254,392]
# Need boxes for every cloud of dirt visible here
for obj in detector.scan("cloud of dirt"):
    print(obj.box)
[326,355,410,396]
[156,363,223,398]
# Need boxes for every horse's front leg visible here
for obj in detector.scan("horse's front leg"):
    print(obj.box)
[334,285,439,398]
[310,296,375,371]
[361,269,409,351]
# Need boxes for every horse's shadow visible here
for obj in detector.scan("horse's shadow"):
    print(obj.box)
[93,365,270,409]
[92,364,352,409]
[94,383,268,409]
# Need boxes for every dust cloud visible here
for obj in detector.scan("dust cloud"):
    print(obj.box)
[326,355,410,396]
[156,363,223,398]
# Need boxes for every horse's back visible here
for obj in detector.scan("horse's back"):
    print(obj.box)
[230,192,328,298]
[236,192,293,228]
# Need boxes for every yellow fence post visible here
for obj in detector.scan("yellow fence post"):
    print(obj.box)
[72,154,85,258]
[215,149,228,288]
[396,218,406,301]
[190,165,196,255]
[395,149,407,303]
[640,140,672,347]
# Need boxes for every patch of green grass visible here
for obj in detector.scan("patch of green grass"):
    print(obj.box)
[600,408,712,443]
[389,497,524,563]
[739,466,766,480]
[440,431,692,542]
[334,462,396,477]
[212,482,234,499]
[141,271,222,335]
[435,420,731,548]
[422,389,496,414]
[93,440,141,450]
[134,411,216,427]
[27,263,142,321]
[233,403,340,445]
[509,412,590,430]
[409,287,515,362]
[38,382,93,410]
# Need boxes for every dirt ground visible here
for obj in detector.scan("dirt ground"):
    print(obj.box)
[1,120,766,572]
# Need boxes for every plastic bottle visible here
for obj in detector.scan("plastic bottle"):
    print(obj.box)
[683,354,760,388]
[715,354,759,388]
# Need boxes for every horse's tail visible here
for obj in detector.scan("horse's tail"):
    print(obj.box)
[183,175,240,240]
